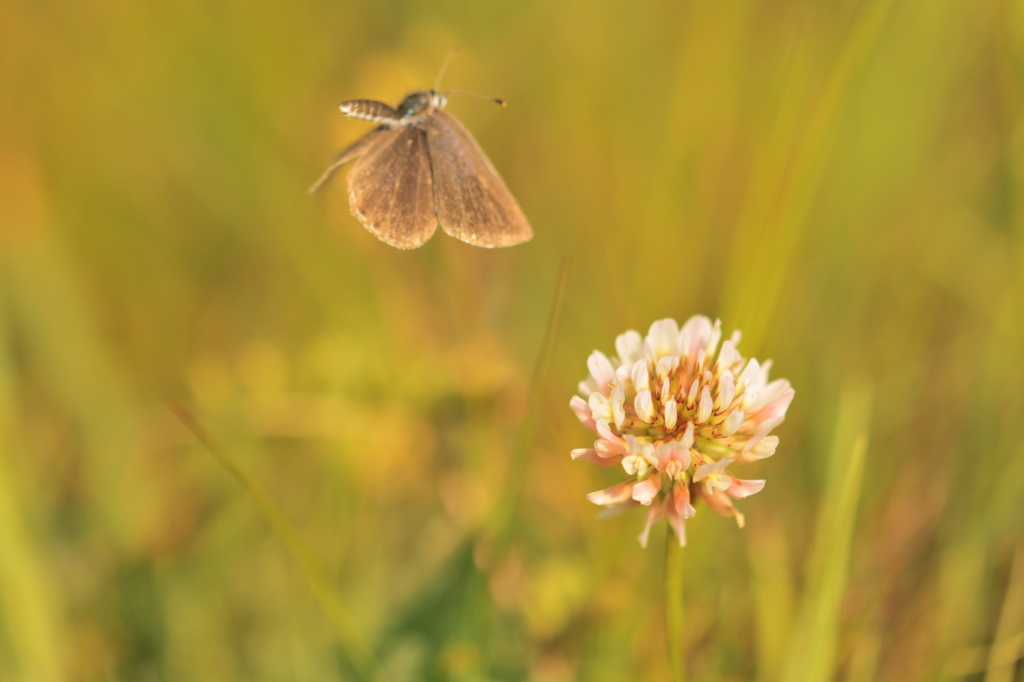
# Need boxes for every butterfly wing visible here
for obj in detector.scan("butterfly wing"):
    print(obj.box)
[423,110,532,248]
[347,126,438,249]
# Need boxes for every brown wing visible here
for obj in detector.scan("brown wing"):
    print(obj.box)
[347,126,438,250]
[423,110,532,248]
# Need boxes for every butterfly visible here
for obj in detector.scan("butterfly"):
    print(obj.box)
[310,57,532,250]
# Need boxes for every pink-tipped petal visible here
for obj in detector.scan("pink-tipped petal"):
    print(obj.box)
[672,485,696,519]
[666,508,688,547]
[635,389,655,424]
[597,500,638,519]
[696,386,713,423]
[595,438,627,458]
[761,386,795,420]
[586,351,617,392]
[718,371,736,409]
[640,442,659,468]
[596,419,622,444]
[686,379,700,407]
[571,448,621,467]
[647,318,681,358]
[746,384,794,423]
[678,331,692,361]
[693,458,731,482]
[586,481,635,507]
[716,340,739,373]
[704,320,723,360]
[656,355,679,381]
[656,437,691,472]
[726,478,766,498]
[749,378,789,413]
[738,358,761,390]
[755,414,785,436]
[615,330,645,367]
[664,398,678,431]
[570,396,598,433]
[588,393,613,424]
[680,421,695,450]
[631,359,650,393]
[638,503,666,548]
[631,473,662,505]
[699,487,738,519]
[610,382,627,429]
[680,315,714,358]
[742,415,785,453]
[615,364,632,390]
[747,436,778,460]
[720,409,744,436]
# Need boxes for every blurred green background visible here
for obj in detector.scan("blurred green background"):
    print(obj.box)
[2,0,1024,680]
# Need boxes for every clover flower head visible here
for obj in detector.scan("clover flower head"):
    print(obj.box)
[570,316,793,547]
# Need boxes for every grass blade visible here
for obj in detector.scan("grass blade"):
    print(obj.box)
[983,541,1024,682]
[721,0,893,351]
[0,303,65,682]
[780,380,872,682]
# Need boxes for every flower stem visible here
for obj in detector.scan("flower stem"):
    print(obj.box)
[665,526,686,682]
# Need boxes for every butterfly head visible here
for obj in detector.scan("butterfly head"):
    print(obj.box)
[397,90,448,121]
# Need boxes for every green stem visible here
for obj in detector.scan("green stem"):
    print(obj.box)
[665,525,686,682]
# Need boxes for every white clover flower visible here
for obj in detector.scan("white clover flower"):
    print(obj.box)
[570,316,794,547]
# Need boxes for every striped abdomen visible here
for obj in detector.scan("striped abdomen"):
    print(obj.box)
[338,100,402,126]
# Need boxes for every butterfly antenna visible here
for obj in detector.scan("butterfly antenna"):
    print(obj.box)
[447,89,507,107]
[434,47,461,91]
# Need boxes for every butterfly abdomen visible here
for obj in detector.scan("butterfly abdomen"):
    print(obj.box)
[339,100,402,126]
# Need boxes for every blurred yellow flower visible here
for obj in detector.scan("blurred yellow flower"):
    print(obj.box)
[571,316,793,547]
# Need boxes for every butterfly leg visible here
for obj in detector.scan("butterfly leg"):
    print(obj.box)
[309,154,351,194]
[308,129,390,194]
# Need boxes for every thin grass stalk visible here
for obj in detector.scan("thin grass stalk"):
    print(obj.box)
[491,252,573,556]
[169,402,387,682]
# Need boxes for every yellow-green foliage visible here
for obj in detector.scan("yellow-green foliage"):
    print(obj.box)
[1,1,1023,680]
